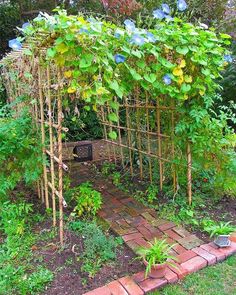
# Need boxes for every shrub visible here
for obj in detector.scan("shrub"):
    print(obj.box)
[0,102,43,198]
[69,220,123,277]
[72,182,102,218]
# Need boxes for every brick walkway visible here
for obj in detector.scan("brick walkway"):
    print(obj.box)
[71,166,236,295]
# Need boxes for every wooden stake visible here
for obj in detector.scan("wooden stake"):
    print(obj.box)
[38,58,49,208]
[125,96,133,176]
[187,142,192,205]
[135,87,143,180]
[145,91,153,183]
[57,69,64,245]
[47,65,56,227]
[156,98,163,191]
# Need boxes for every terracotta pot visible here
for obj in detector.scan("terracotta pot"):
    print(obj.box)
[143,259,167,278]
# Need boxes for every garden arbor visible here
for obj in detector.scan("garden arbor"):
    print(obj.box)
[0,10,230,244]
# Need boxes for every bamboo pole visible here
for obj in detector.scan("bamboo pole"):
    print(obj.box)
[156,98,163,191]
[145,91,153,183]
[106,103,117,164]
[38,58,49,208]
[135,87,143,180]
[115,97,125,168]
[57,69,64,245]
[171,100,177,192]
[125,96,133,176]
[47,65,56,227]
[101,105,111,161]
[187,142,192,205]
[45,149,69,171]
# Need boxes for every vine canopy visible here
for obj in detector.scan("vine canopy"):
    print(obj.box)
[8,8,232,112]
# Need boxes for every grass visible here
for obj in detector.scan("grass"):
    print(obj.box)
[151,255,236,295]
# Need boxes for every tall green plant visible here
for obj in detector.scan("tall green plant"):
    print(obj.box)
[0,102,43,198]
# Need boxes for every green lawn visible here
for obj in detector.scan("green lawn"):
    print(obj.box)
[151,255,236,295]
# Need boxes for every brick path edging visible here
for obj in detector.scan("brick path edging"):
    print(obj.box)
[84,241,236,294]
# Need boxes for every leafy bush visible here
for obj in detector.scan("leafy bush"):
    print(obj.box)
[69,220,122,277]
[0,199,53,294]
[0,103,43,198]
[72,182,102,218]
[203,221,236,237]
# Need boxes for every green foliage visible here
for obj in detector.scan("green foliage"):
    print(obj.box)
[112,171,121,186]
[203,221,236,237]
[137,238,177,277]
[69,220,123,277]
[72,182,102,218]
[0,103,43,198]
[0,199,53,294]
[101,161,116,176]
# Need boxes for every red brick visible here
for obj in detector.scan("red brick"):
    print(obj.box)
[158,222,176,231]
[126,240,140,252]
[168,261,188,279]
[132,271,146,283]
[173,227,191,238]
[173,244,187,255]
[230,233,236,243]
[181,256,207,274]
[164,267,179,284]
[200,243,226,262]
[84,286,111,295]
[119,276,144,295]
[210,241,236,258]
[138,278,167,293]
[175,250,197,264]
[144,223,160,234]
[107,281,128,295]
[137,226,153,240]
[164,229,183,241]
[192,247,217,266]
[122,232,143,242]
[134,237,150,248]
[141,212,156,223]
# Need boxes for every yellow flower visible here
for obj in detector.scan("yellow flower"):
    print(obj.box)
[64,71,72,78]
[77,16,87,24]
[179,59,186,68]
[173,67,183,76]
[184,94,188,100]
[185,75,193,83]
[177,76,184,85]
[199,90,205,96]
[67,87,76,94]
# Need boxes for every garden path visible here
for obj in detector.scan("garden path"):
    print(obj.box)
[69,162,236,294]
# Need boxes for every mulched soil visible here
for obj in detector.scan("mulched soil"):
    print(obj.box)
[31,222,143,295]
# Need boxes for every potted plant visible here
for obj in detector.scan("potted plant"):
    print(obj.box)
[206,221,236,248]
[137,238,178,278]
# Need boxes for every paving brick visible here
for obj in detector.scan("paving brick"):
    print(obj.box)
[134,237,150,248]
[192,247,217,266]
[83,286,111,295]
[209,241,236,258]
[175,250,197,264]
[126,240,140,252]
[172,244,187,255]
[178,235,204,250]
[125,207,140,217]
[164,267,179,284]
[181,256,207,274]
[173,227,191,238]
[230,233,236,243]
[141,212,157,223]
[158,222,176,231]
[107,281,128,295]
[200,243,226,262]
[138,278,167,293]
[120,197,134,204]
[119,276,144,295]
[132,271,146,283]
[144,223,161,234]
[164,229,183,241]
[150,219,168,227]
[168,261,188,279]
[137,225,153,240]
[122,232,143,242]
[126,216,147,227]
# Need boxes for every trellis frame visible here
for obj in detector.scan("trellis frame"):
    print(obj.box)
[0,46,193,245]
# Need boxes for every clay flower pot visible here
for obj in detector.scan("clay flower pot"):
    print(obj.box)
[143,259,167,278]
